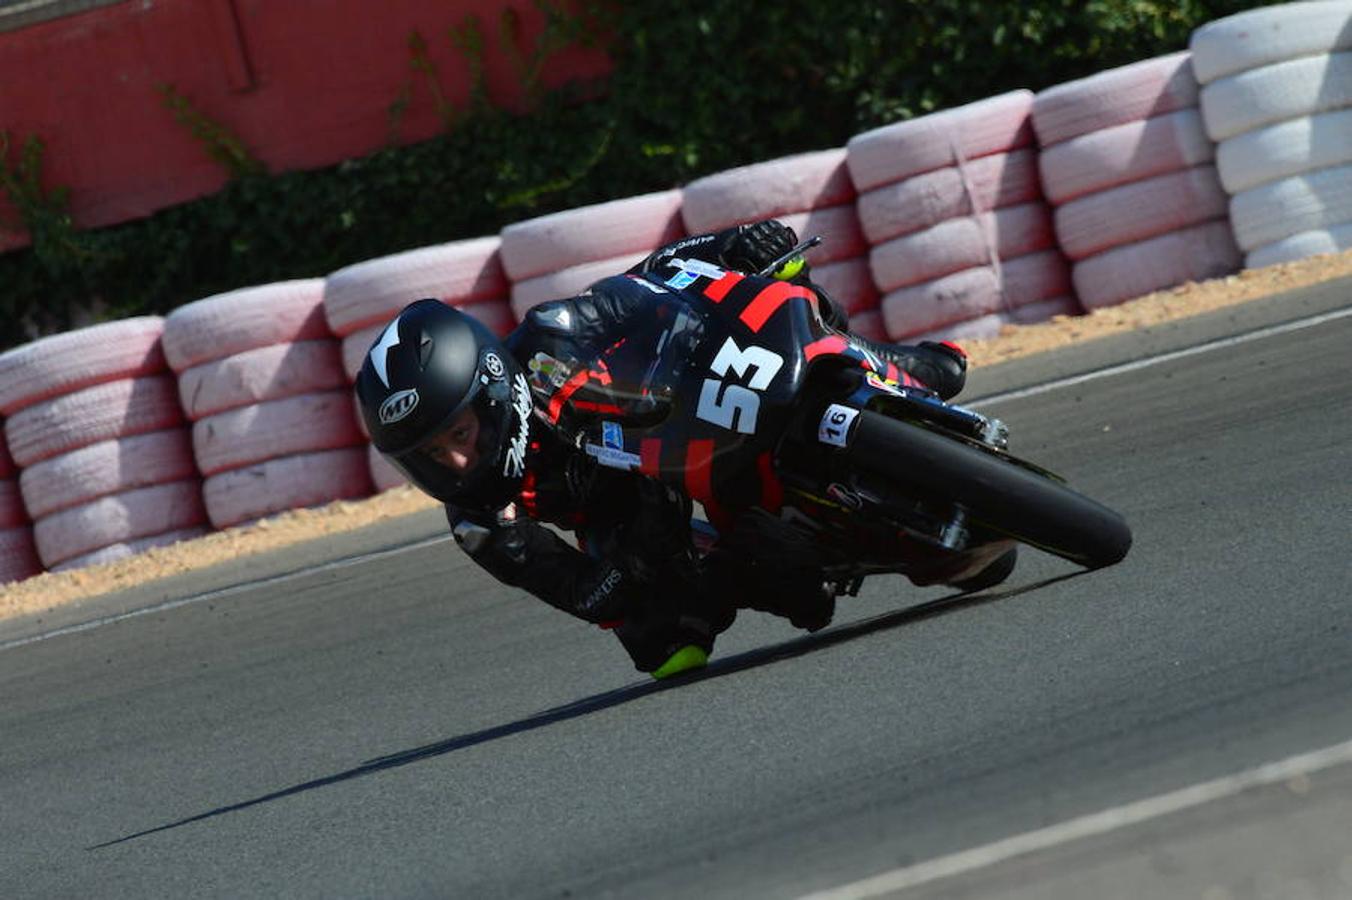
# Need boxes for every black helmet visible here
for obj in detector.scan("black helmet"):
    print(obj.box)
[355,299,533,511]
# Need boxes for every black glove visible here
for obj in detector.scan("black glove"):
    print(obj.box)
[717,220,799,274]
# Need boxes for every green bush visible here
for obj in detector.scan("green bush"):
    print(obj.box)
[0,0,1267,351]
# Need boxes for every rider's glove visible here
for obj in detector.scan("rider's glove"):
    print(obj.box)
[717,220,800,276]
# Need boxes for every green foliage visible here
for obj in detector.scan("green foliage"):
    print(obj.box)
[0,0,1269,351]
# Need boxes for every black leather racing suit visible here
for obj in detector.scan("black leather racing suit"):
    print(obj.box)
[445,225,961,672]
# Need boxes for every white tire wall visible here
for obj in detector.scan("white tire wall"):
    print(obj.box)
[1216,109,1352,194]
[165,277,369,526]
[20,429,197,520]
[0,317,205,573]
[0,317,166,417]
[909,296,1080,344]
[855,149,1043,245]
[322,237,508,338]
[510,251,650,320]
[1031,52,1199,146]
[499,190,684,282]
[0,526,41,585]
[1053,166,1230,261]
[1189,1,1352,85]
[161,280,330,372]
[51,527,211,573]
[203,447,372,529]
[177,340,347,420]
[1230,164,1352,252]
[680,147,878,326]
[1199,52,1352,142]
[1192,3,1352,268]
[846,91,1036,192]
[1245,222,1352,267]
[1072,221,1242,310]
[680,149,855,233]
[1037,108,1214,205]
[849,91,1070,341]
[1034,52,1239,309]
[880,251,1071,339]
[33,480,208,569]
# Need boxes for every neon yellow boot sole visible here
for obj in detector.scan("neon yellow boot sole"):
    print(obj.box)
[651,645,709,680]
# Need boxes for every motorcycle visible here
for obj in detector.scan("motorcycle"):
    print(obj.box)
[535,237,1131,599]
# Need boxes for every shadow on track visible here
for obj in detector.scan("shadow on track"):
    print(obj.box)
[90,570,1085,850]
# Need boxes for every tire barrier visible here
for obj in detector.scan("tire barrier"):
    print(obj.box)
[163,280,372,529]
[8,8,1349,583]
[848,90,1074,340]
[0,426,41,585]
[0,319,207,570]
[323,239,513,492]
[681,149,877,322]
[501,190,684,318]
[1034,52,1241,310]
[1193,2,1352,267]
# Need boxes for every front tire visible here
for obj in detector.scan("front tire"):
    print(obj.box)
[845,412,1132,568]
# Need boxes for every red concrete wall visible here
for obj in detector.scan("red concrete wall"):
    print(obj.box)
[0,0,611,252]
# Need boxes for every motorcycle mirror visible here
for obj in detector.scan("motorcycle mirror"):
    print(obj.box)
[757,235,823,277]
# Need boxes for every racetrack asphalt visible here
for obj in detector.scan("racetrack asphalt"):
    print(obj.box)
[2,278,1350,899]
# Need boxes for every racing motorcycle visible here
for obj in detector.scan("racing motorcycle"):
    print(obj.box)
[542,238,1132,597]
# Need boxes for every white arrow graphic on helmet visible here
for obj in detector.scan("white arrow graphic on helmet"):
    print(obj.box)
[370,319,402,388]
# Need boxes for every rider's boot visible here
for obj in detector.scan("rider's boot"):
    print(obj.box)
[850,336,969,400]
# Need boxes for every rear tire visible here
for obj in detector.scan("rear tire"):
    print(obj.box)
[846,411,1132,568]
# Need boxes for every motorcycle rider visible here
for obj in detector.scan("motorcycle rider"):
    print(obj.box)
[355,220,970,679]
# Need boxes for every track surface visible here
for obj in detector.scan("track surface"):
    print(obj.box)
[2,285,1350,898]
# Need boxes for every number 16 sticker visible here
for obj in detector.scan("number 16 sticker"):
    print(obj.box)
[817,404,859,447]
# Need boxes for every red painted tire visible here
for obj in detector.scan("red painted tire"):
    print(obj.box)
[0,478,27,529]
[847,310,887,343]
[500,190,683,282]
[856,149,1043,245]
[192,390,364,477]
[812,256,879,316]
[50,526,211,573]
[0,425,14,480]
[177,340,346,420]
[18,429,197,520]
[1032,52,1199,147]
[202,447,373,529]
[322,237,507,338]
[0,527,41,584]
[162,280,329,372]
[1189,1,1352,85]
[5,375,183,469]
[510,251,650,321]
[680,148,854,234]
[1200,51,1352,143]
[881,251,1071,340]
[369,444,408,493]
[909,296,1080,344]
[1073,220,1241,310]
[0,317,166,417]
[777,204,867,265]
[33,479,207,568]
[869,202,1055,292]
[847,91,1035,192]
[1039,109,1214,205]
[1054,165,1230,261]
